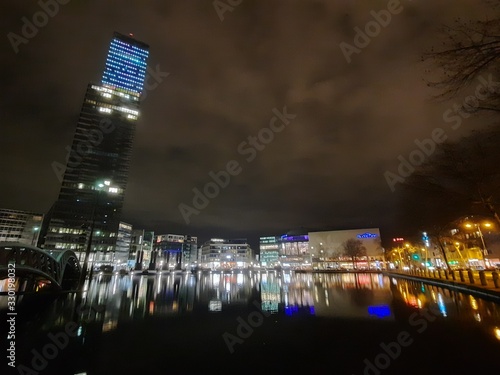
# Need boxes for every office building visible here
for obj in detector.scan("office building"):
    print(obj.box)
[0,208,43,246]
[259,236,280,268]
[114,222,133,269]
[151,234,198,270]
[130,229,154,270]
[42,32,149,268]
[199,238,253,270]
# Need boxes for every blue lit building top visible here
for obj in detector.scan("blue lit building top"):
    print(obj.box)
[102,32,149,95]
[280,234,309,242]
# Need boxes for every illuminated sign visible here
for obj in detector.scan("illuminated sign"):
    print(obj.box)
[280,235,309,242]
[357,232,378,239]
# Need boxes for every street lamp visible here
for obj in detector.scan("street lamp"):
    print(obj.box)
[31,226,40,246]
[392,247,404,268]
[79,180,119,288]
[464,221,492,268]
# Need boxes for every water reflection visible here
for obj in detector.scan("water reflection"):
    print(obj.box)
[388,276,500,343]
[10,271,500,335]
[3,270,500,374]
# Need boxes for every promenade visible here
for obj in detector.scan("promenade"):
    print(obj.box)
[384,268,500,301]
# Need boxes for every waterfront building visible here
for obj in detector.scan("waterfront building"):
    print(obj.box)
[0,208,43,246]
[259,228,384,270]
[151,234,198,270]
[129,229,154,270]
[42,32,149,269]
[199,238,253,270]
[277,233,310,269]
[259,236,280,268]
[308,228,384,270]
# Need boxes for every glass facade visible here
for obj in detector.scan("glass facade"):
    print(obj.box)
[130,229,155,270]
[42,33,149,268]
[102,33,149,95]
[115,222,133,268]
[259,236,279,267]
[152,234,198,270]
[278,234,310,269]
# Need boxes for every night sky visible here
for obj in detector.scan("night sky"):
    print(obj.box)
[1,0,497,250]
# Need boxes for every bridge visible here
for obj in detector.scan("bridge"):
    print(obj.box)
[0,242,81,292]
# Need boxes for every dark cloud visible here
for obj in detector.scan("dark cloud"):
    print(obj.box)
[1,0,497,250]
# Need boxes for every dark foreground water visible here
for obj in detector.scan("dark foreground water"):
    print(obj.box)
[2,270,500,375]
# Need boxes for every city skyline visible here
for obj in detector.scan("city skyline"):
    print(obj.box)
[1,1,498,253]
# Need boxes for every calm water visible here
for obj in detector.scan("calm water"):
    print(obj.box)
[2,270,500,375]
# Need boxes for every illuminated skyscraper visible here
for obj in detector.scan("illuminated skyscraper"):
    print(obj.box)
[42,33,149,269]
[102,34,148,93]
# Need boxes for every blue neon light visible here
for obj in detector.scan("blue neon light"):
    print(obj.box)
[280,235,309,242]
[357,232,378,239]
[367,305,391,318]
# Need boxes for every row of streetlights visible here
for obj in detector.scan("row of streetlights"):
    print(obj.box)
[389,218,495,270]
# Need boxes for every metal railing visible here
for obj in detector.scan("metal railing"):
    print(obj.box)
[395,268,500,289]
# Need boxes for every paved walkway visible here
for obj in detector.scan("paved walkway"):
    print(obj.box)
[384,269,500,301]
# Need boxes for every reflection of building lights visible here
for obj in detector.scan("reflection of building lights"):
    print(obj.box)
[470,296,478,310]
[474,312,481,322]
[437,293,447,317]
[209,300,222,312]
[494,327,500,341]
[368,305,391,318]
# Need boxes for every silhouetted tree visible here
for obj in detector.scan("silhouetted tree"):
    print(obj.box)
[404,127,500,227]
[343,238,366,270]
[422,13,500,113]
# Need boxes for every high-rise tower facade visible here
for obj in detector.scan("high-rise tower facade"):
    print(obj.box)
[43,33,149,268]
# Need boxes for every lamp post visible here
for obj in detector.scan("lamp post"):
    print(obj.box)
[31,226,40,246]
[392,247,404,268]
[464,221,492,268]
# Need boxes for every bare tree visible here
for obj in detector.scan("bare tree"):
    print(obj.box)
[422,15,500,113]
[343,238,366,270]
[404,126,500,227]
